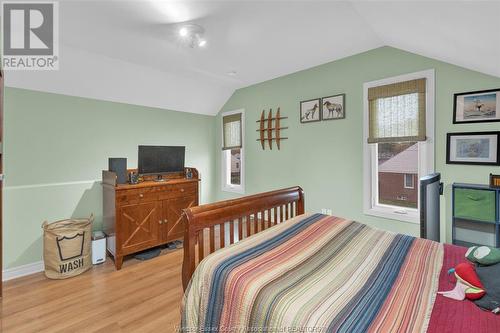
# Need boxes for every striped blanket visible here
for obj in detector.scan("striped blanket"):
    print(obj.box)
[182,213,444,333]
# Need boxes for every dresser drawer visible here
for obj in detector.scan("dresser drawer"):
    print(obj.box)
[163,182,197,198]
[116,188,158,204]
[454,188,497,222]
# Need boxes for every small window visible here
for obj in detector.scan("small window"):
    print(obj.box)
[404,174,415,189]
[221,110,245,193]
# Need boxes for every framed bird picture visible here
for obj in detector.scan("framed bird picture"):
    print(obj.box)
[453,88,500,124]
[300,98,321,123]
[321,94,345,120]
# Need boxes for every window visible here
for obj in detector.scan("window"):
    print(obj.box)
[363,70,434,223]
[404,174,415,189]
[221,109,245,193]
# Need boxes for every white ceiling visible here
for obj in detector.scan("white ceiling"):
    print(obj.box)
[6,1,500,115]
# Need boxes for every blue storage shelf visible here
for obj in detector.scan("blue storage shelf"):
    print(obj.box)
[452,183,500,248]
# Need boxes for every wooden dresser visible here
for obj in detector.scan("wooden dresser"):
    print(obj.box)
[102,168,199,269]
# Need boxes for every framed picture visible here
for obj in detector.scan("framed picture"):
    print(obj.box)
[321,94,345,120]
[446,131,500,165]
[300,98,321,123]
[453,88,500,124]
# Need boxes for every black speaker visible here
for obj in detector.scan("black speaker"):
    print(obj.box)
[109,158,127,184]
[420,173,442,242]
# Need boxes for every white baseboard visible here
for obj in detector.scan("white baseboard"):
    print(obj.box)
[2,261,44,281]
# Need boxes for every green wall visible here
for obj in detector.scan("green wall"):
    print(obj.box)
[3,88,215,269]
[214,47,500,241]
[4,46,500,272]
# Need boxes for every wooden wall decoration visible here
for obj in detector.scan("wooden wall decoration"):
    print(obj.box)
[256,108,288,150]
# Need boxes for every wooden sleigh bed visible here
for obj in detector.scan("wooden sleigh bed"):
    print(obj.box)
[180,187,500,333]
[181,186,304,290]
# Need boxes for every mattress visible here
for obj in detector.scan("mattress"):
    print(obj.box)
[181,213,500,332]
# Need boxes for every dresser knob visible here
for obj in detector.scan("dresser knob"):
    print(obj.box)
[159,220,163,224]
[180,188,185,192]
[139,194,144,198]
[164,219,168,224]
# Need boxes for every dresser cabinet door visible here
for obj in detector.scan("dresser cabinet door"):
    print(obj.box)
[118,202,160,255]
[163,195,197,241]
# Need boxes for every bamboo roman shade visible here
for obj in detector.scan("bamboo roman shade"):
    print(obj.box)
[222,113,242,150]
[368,78,426,143]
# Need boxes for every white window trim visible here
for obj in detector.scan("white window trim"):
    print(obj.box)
[221,109,245,194]
[363,69,435,224]
[404,174,415,189]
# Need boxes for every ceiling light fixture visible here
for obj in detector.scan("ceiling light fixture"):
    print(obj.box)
[179,27,188,37]
[178,24,207,48]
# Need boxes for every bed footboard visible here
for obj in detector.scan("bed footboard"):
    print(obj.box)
[181,186,304,290]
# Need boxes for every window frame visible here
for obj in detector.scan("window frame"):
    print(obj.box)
[404,174,415,189]
[363,70,435,224]
[221,109,245,194]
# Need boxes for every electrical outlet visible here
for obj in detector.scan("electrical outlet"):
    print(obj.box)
[321,208,327,214]
[327,209,332,215]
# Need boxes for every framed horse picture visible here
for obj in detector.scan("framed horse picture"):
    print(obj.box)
[300,98,321,123]
[321,94,345,120]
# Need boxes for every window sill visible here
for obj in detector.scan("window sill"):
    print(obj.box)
[222,185,245,195]
[364,206,419,224]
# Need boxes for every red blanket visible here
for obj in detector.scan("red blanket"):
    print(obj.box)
[428,244,500,332]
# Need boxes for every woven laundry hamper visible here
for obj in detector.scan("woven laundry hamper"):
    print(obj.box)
[42,215,93,279]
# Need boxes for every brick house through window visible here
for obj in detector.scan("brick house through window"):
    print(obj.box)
[378,144,418,209]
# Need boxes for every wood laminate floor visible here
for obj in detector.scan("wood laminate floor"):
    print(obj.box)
[0,249,184,333]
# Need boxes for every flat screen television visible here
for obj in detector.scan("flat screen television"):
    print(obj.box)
[138,146,185,176]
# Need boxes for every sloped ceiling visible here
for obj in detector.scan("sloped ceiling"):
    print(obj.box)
[5,1,500,115]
